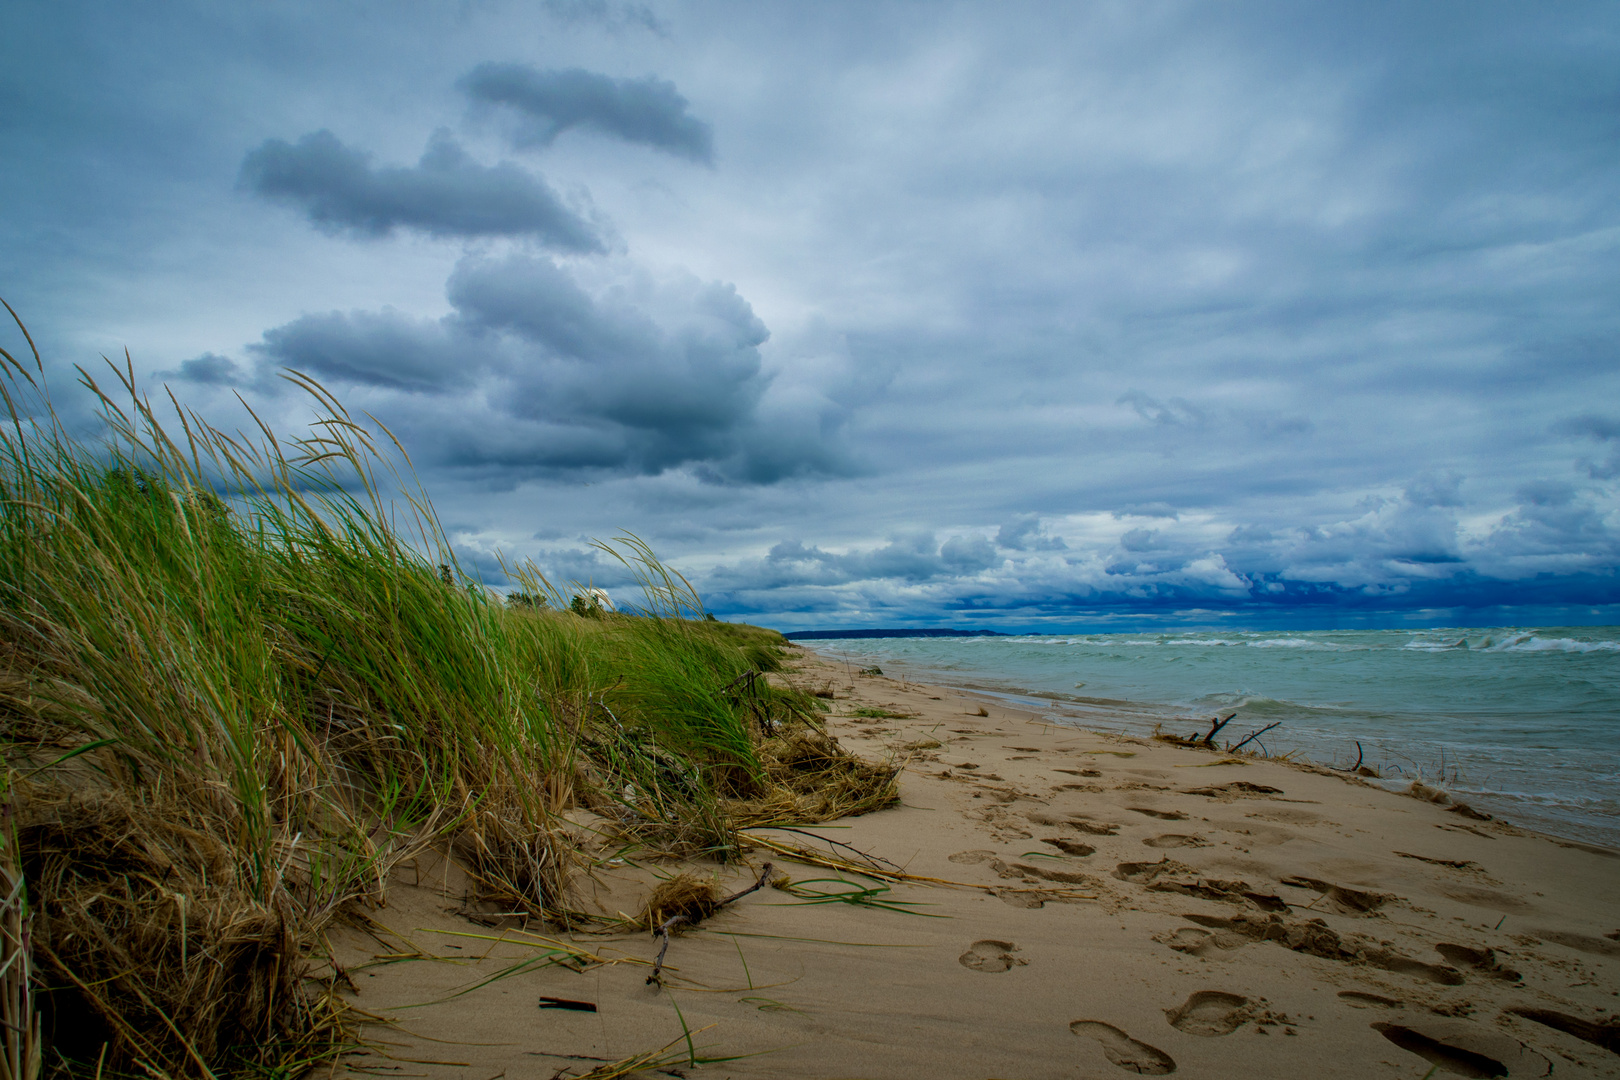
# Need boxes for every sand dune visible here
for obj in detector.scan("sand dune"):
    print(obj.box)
[330,650,1620,1079]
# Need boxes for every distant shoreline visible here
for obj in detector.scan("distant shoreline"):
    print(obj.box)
[781,627,1008,640]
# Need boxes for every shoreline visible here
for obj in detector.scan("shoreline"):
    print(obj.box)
[803,637,1620,851]
[332,648,1620,1079]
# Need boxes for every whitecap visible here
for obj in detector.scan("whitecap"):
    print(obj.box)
[1481,636,1620,655]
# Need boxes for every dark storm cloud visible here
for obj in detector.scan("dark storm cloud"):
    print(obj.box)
[239,129,604,249]
[460,64,714,163]
[250,309,478,393]
[240,253,852,483]
[172,353,242,386]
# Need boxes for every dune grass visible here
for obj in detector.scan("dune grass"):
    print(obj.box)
[0,311,896,1078]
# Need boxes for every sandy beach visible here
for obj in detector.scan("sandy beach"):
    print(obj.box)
[331,647,1620,1079]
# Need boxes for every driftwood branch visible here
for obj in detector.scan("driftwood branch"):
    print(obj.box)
[719,861,775,906]
[1230,721,1282,754]
[647,915,686,985]
[1337,740,1364,772]
[1200,711,1238,746]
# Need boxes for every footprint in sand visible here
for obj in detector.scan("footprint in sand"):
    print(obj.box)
[1372,1019,1550,1077]
[1070,1021,1176,1075]
[1142,834,1208,849]
[1164,990,1252,1036]
[1436,943,1521,982]
[959,940,1028,972]
[948,849,997,864]
[1509,1007,1620,1056]
[1527,929,1620,958]
[1042,837,1096,857]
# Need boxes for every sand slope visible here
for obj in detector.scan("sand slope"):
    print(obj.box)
[329,652,1620,1079]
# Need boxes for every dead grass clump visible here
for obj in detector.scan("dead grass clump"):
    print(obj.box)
[18,790,320,1074]
[638,874,721,931]
[741,730,900,823]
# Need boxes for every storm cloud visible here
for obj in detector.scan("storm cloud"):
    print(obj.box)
[461,64,714,163]
[234,253,850,482]
[239,129,604,248]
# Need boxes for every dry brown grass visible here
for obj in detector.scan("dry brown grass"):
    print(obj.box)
[737,728,901,825]
[637,873,722,931]
[17,788,329,1071]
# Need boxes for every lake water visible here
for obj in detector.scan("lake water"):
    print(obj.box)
[805,627,1620,848]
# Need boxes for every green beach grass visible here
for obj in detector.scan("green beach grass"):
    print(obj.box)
[0,310,896,1078]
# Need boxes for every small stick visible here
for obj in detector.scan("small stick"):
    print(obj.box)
[717,862,774,908]
[647,915,687,985]
[757,827,906,875]
[1201,712,1237,746]
[1230,721,1281,753]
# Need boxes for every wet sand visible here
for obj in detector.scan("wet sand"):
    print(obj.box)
[329,648,1620,1079]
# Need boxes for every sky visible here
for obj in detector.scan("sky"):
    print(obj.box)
[4,0,1619,632]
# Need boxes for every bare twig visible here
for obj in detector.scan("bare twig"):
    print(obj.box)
[1200,711,1237,746]
[1336,741,1364,772]
[751,827,906,875]
[718,862,774,907]
[1230,722,1282,754]
[647,915,687,985]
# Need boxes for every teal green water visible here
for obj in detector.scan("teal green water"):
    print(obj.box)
[813,627,1620,847]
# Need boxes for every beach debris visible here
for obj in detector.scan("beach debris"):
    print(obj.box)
[774,875,943,916]
[538,996,598,1012]
[969,706,989,717]
[1230,721,1282,753]
[1331,740,1379,776]
[1160,711,1240,748]
[644,863,773,986]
